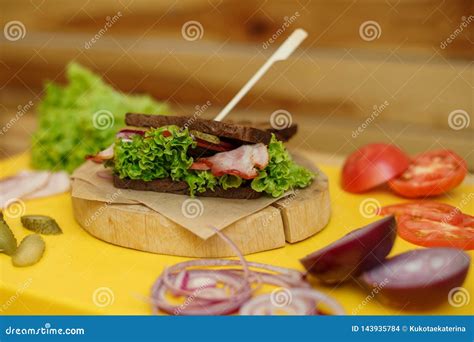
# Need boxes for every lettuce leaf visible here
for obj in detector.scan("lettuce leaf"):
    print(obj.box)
[114,126,195,181]
[113,129,314,197]
[250,135,314,197]
[185,171,217,194]
[31,62,169,173]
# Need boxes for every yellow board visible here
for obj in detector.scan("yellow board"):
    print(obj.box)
[1,153,472,315]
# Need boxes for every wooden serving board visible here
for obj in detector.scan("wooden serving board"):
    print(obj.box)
[72,170,330,257]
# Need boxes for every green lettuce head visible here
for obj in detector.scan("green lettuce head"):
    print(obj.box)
[31,63,169,173]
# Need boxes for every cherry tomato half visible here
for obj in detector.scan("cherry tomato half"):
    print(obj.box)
[388,150,467,198]
[342,143,410,193]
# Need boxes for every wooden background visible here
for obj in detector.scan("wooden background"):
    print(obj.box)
[1,0,473,168]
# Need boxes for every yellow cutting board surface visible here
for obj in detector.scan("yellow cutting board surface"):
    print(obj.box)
[1,152,473,315]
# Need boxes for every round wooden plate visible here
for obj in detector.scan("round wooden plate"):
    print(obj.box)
[72,170,330,257]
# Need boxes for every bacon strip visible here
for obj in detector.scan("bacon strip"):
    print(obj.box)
[190,143,269,179]
[0,171,70,208]
[24,172,70,200]
[86,144,115,163]
[189,161,211,171]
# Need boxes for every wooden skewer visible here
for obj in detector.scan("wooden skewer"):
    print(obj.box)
[214,28,308,122]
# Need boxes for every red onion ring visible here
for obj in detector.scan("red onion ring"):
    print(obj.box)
[239,288,346,316]
[116,129,145,140]
[150,228,345,316]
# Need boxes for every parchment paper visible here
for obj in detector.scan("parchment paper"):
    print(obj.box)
[71,161,288,240]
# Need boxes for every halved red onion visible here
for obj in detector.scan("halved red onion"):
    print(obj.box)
[300,216,397,284]
[360,247,470,309]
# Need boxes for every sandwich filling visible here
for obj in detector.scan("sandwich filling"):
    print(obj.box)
[103,125,314,197]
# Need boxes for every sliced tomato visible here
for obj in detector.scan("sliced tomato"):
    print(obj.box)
[379,201,465,226]
[396,214,474,250]
[388,150,467,198]
[461,215,474,228]
[342,143,410,193]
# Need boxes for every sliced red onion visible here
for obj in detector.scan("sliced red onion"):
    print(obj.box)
[239,288,346,316]
[150,228,343,316]
[116,129,145,140]
[186,275,217,290]
[173,270,189,293]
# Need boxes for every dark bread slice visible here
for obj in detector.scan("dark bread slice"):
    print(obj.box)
[267,125,297,142]
[228,119,298,142]
[113,175,262,199]
[125,114,297,143]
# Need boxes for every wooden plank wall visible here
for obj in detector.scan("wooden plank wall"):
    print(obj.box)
[1,0,473,166]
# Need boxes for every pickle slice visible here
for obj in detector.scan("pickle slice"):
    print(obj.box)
[0,215,17,255]
[21,215,63,235]
[12,234,45,267]
[190,130,221,145]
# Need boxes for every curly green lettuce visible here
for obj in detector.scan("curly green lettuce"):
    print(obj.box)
[250,135,314,197]
[31,62,169,173]
[114,126,195,182]
[113,128,314,197]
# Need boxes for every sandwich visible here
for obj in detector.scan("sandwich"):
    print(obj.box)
[90,113,314,199]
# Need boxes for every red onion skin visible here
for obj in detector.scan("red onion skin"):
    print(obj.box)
[360,248,470,309]
[300,216,397,284]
